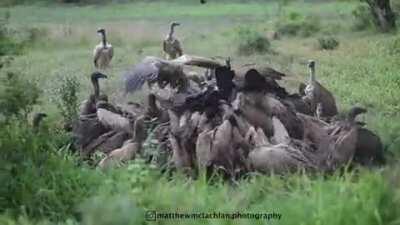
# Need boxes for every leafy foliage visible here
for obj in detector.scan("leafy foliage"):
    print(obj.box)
[236,27,271,55]
[0,121,103,221]
[317,36,340,50]
[0,71,41,120]
[275,14,321,37]
[352,4,374,31]
[0,11,23,56]
[49,74,80,127]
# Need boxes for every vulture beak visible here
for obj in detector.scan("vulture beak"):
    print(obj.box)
[97,28,105,34]
[91,72,108,80]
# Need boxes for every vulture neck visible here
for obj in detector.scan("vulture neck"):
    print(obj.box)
[101,32,107,48]
[91,78,100,99]
[309,66,316,85]
[168,25,175,40]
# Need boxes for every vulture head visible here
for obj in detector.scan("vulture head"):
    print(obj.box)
[243,69,266,91]
[91,71,108,82]
[347,106,367,122]
[308,60,316,69]
[90,72,108,98]
[96,28,106,36]
[170,22,181,28]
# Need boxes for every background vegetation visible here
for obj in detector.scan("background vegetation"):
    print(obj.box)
[1,0,400,224]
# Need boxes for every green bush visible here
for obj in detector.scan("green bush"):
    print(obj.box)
[0,12,24,56]
[0,121,103,221]
[236,27,271,55]
[386,36,400,55]
[317,36,340,50]
[49,74,80,127]
[275,15,320,37]
[351,5,374,31]
[0,71,41,120]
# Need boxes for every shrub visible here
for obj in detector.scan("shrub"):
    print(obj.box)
[0,121,103,221]
[0,71,41,120]
[49,74,80,128]
[317,36,340,50]
[236,27,271,55]
[0,11,24,56]
[275,15,320,37]
[352,4,374,31]
[386,36,400,55]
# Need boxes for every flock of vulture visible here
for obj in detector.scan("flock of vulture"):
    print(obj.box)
[66,22,386,177]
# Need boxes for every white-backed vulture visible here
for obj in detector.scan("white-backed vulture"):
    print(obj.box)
[303,60,338,118]
[79,72,108,116]
[271,116,290,144]
[232,92,274,137]
[96,101,133,135]
[98,116,147,169]
[93,28,113,70]
[83,130,129,156]
[122,54,223,94]
[329,107,385,166]
[232,91,303,139]
[168,110,196,171]
[196,118,250,177]
[247,127,317,174]
[163,22,183,60]
[145,93,169,123]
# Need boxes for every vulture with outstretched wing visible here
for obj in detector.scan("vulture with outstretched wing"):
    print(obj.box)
[122,54,223,94]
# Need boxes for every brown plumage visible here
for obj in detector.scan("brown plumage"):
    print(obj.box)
[303,60,338,118]
[163,22,183,60]
[247,127,317,174]
[93,28,113,70]
[98,116,147,169]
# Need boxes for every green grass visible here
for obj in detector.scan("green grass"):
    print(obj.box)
[1,0,400,224]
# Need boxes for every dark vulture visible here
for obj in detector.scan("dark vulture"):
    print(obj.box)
[79,72,108,116]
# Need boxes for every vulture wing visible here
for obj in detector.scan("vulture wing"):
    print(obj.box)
[123,57,162,93]
[93,44,102,67]
[236,64,286,80]
[171,54,223,68]
[108,44,114,61]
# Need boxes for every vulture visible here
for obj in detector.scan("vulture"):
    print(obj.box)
[234,68,288,98]
[328,107,385,166]
[96,101,133,135]
[163,22,183,60]
[232,91,304,140]
[303,60,338,118]
[79,72,108,116]
[145,93,169,123]
[247,127,317,174]
[93,28,113,70]
[98,116,147,169]
[122,54,223,94]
